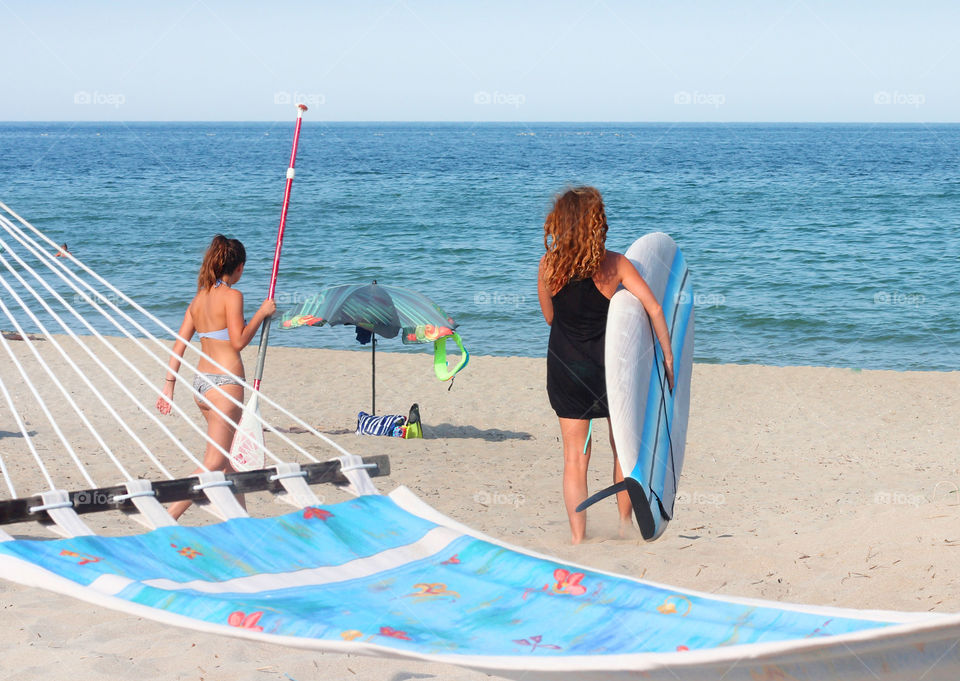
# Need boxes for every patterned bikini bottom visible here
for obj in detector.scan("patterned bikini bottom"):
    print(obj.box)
[192,372,244,395]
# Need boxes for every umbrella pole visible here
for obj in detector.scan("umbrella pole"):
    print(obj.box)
[371,334,376,415]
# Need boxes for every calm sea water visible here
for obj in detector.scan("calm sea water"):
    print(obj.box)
[0,122,957,371]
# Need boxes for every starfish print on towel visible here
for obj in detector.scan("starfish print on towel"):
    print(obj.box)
[170,543,202,559]
[59,549,101,566]
[513,635,561,652]
[303,507,333,520]
[379,626,411,640]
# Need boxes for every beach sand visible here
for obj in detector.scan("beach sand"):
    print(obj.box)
[1,340,959,680]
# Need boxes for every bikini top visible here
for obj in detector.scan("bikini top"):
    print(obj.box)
[197,327,230,341]
[197,280,231,341]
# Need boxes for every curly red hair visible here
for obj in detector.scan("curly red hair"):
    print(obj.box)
[542,187,608,294]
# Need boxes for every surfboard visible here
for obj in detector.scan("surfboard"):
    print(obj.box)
[604,232,694,541]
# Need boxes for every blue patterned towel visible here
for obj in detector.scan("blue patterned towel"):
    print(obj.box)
[356,411,405,437]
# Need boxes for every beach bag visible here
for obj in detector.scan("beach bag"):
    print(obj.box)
[356,412,405,437]
[355,403,424,439]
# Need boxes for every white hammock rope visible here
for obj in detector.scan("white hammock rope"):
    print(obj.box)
[0,318,95,489]
[0,236,209,475]
[0,371,28,497]
[0,208,349,466]
[0,256,154,481]
[0,203,355,515]
[0,217,297,469]
[0,239,237,479]
[0,281,120,485]
[0,200,351,459]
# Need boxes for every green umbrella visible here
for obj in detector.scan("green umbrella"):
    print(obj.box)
[280,282,468,413]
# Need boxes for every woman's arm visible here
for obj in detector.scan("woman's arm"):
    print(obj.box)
[225,291,276,352]
[617,254,675,390]
[537,256,554,326]
[156,306,196,415]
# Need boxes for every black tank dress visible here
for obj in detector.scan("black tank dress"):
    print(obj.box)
[546,277,611,420]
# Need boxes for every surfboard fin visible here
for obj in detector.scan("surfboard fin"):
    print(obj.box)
[575,481,629,513]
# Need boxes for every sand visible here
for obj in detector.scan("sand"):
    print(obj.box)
[1,339,959,680]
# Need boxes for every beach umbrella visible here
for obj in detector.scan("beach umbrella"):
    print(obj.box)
[279,282,468,414]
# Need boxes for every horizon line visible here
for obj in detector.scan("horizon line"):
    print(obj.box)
[2,120,959,125]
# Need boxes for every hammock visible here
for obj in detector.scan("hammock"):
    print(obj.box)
[0,201,959,681]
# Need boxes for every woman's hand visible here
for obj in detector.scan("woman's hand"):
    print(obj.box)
[156,380,175,415]
[663,355,675,392]
[258,298,277,319]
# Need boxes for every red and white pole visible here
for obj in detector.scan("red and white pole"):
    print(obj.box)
[252,103,307,391]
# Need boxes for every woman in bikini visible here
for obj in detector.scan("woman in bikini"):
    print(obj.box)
[155,235,275,519]
[538,187,674,544]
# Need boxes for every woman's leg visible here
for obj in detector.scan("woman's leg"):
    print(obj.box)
[558,417,591,544]
[168,384,245,520]
[608,420,634,537]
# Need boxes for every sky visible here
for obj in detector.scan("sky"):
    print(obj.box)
[1,0,957,122]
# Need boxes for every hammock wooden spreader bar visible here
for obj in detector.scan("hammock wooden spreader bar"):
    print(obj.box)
[0,456,390,527]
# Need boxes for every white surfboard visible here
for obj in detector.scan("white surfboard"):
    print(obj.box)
[605,232,694,540]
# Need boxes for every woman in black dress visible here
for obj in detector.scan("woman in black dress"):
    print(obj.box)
[537,187,674,544]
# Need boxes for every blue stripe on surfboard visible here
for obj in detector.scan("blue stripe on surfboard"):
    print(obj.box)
[630,247,685,488]
[665,279,693,507]
[649,265,693,522]
[643,273,690,532]
[648,256,690,494]
[647,251,688,486]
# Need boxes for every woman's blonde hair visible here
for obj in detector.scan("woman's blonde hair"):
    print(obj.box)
[197,235,246,291]
[541,186,608,293]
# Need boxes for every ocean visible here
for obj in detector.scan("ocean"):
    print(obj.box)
[0,122,957,371]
